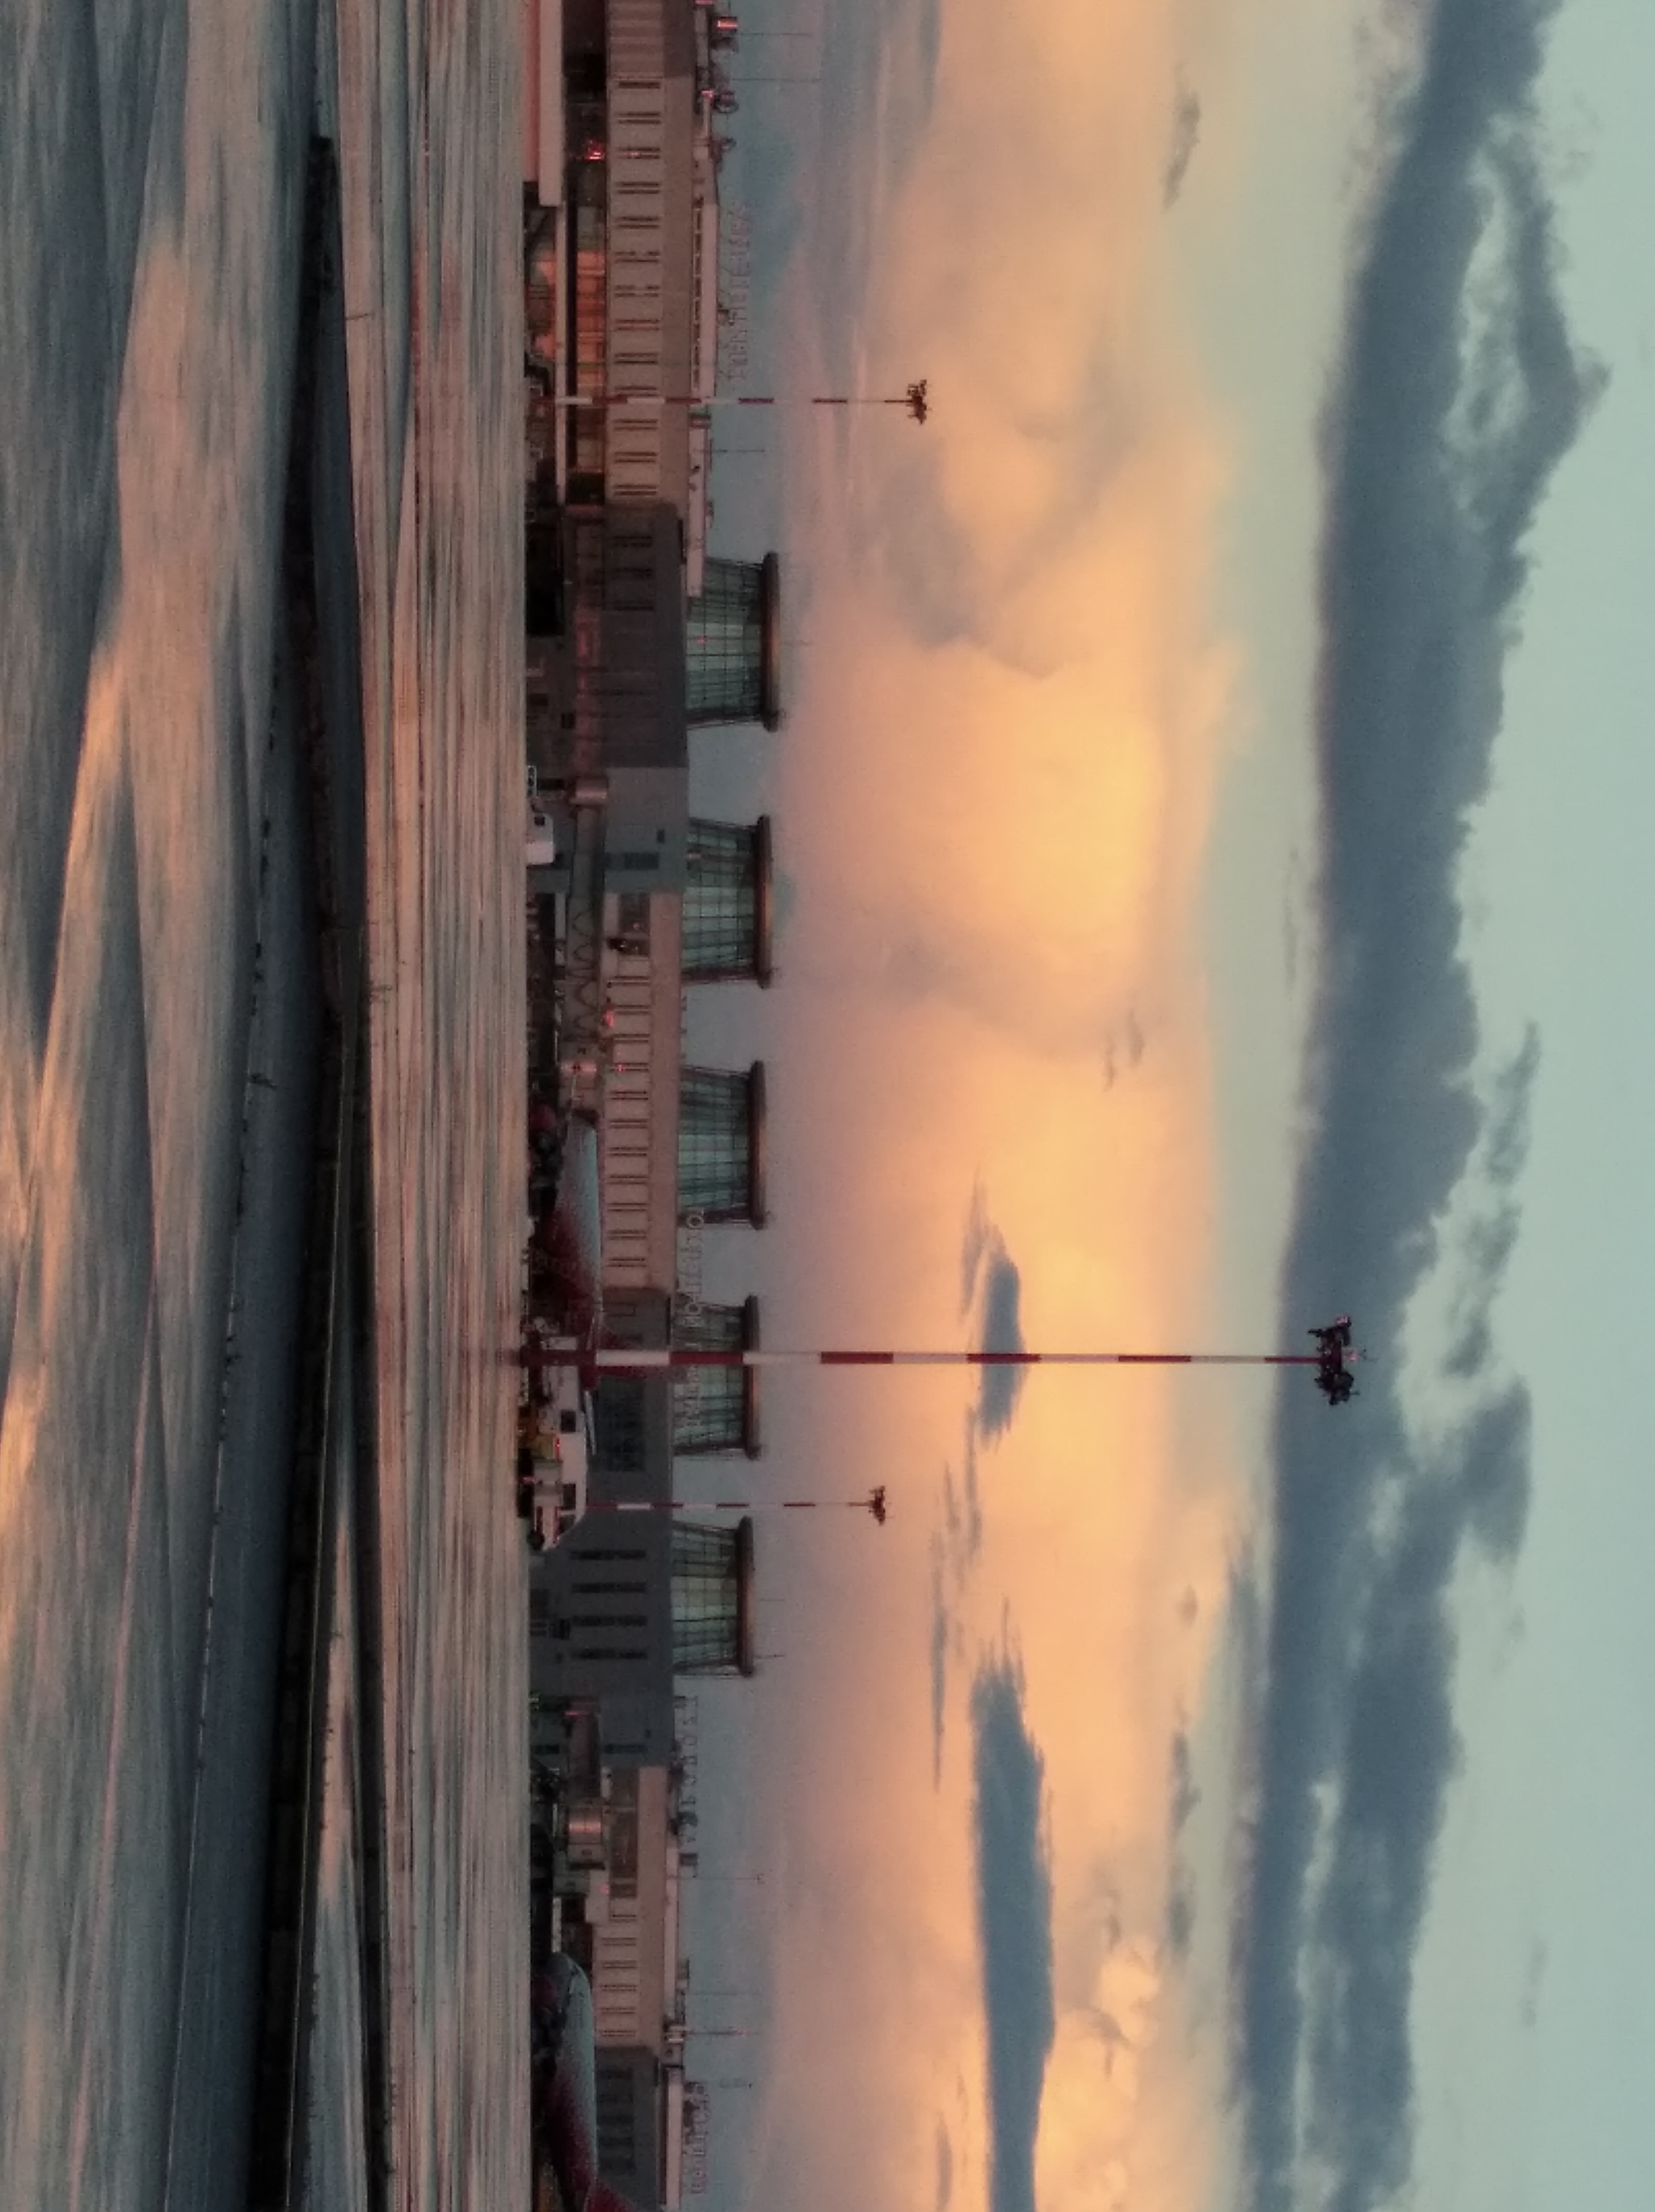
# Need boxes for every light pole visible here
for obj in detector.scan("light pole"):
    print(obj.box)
[554,381,930,423]
[521,1324,1358,1402]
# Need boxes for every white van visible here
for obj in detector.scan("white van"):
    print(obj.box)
[525,765,558,867]
[519,1331,595,1549]
[527,801,558,868]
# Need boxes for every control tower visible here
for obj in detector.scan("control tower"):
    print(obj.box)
[684,553,781,730]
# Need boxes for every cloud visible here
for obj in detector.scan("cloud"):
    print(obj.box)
[941,1426,984,1577]
[933,1186,1030,1782]
[1165,1875,1195,1962]
[1163,85,1202,208]
[1233,6,1595,2212]
[960,1184,996,1313]
[976,1259,1027,1439]
[1481,1024,1541,1189]
[930,1541,952,1785]
[962,1189,1030,1440]
[1169,1730,1200,1835]
[1162,1729,1201,1960]
[971,1650,1056,2212]
[771,0,1239,1103]
[936,2122,955,2212]
[932,1188,1028,1789]
[1454,1382,1532,1561]
[732,5,1268,2210]
[1442,1028,1540,1377]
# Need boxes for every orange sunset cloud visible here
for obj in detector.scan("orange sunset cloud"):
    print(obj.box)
[691,8,1353,2212]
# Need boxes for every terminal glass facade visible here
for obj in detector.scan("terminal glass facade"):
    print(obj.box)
[677,1066,756,1222]
[671,1523,746,1672]
[684,820,766,982]
[684,560,769,724]
[672,1297,748,1454]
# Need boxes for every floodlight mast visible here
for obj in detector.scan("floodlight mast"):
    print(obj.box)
[579,1487,889,1523]
[522,1345,1325,1373]
[552,381,931,423]
[516,1327,1358,1542]
[519,1324,1361,1406]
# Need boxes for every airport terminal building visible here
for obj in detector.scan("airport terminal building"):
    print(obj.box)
[519,13,783,2210]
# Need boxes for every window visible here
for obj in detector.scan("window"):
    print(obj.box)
[673,1365,746,1453]
[615,892,651,949]
[684,820,763,978]
[678,1067,756,1221]
[569,193,608,487]
[672,1297,751,1453]
[573,524,606,587]
[592,1378,646,1473]
[609,1806,639,1892]
[685,559,769,722]
[672,1522,744,1671]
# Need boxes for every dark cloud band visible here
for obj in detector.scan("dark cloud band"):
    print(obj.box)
[1235,5,1594,2210]
[971,1655,1055,2212]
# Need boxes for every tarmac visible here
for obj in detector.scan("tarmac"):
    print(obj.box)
[242,139,388,2212]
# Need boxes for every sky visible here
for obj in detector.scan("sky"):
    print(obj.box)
[680,7,1655,2212]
